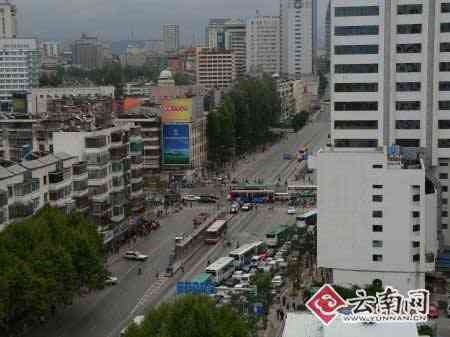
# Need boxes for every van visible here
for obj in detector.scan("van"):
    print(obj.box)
[120,315,145,336]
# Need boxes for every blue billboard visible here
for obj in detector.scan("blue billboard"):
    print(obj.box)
[163,124,191,165]
[176,282,216,296]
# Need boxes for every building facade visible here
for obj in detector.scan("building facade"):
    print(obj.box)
[71,34,104,70]
[280,0,317,77]
[162,24,180,52]
[0,2,17,39]
[0,38,40,109]
[246,16,280,75]
[124,82,153,97]
[224,19,247,78]
[41,41,59,58]
[196,48,236,89]
[207,19,228,49]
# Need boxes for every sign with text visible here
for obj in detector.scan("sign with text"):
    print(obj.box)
[176,282,216,296]
[162,124,191,165]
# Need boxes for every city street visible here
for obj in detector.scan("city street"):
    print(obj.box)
[28,108,330,337]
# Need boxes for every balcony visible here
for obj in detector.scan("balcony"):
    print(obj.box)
[85,135,107,149]
[73,161,88,177]
[8,202,34,220]
[110,146,128,161]
[91,201,112,216]
[111,132,123,144]
[49,171,64,184]
[74,195,90,212]
[0,190,8,208]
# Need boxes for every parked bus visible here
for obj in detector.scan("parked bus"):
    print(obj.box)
[229,241,265,268]
[265,225,290,247]
[205,219,228,244]
[296,209,318,228]
[191,273,213,285]
[287,185,317,198]
[206,256,236,285]
[230,183,271,191]
[274,192,290,202]
[228,189,274,204]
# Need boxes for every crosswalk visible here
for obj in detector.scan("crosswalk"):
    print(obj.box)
[134,275,168,311]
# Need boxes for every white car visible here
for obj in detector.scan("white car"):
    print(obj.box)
[272,275,284,288]
[241,203,252,211]
[120,315,145,336]
[124,251,148,261]
[183,194,200,201]
[287,207,297,215]
[105,276,118,285]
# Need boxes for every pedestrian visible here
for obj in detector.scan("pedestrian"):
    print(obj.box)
[282,296,286,307]
[276,308,281,321]
[181,265,185,273]
[280,310,285,321]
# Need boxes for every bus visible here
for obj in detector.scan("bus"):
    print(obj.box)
[287,185,317,198]
[228,189,274,204]
[191,273,213,285]
[274,192,290,202]
[205,219,228,244]
[265,225,290,247]
[206,256,236,285]
[229,241,265,268]
[296,209,318,228]
[230,183,271,191]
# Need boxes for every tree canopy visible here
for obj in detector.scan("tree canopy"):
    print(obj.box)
[0,208,107,336]
[124,295,251,337]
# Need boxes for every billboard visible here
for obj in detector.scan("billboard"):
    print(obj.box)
[162,124,191,165]
[161,98,192,123]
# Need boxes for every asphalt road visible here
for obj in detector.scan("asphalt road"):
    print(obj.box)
[28,108,330,337]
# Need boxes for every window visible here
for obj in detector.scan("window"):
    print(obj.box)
[440,120,450,129]
[395,120,420,129]
[441,42,450,52]
[441,23,450,33]
[373,225,383,232]
[335,64,378,73]
[335,45,379,55]
[442,186,448,192]
[43,176,47,185]
[396,139,420,147]
[443,3,450,13]
[373,185,383,189]
[443,211,449,217]
[438,139,450,148]
[372,255,383,262]
[373,210,383,218]
[412,211,420,218]
[441,62,450,72]
[442,162,450,167]
[335,6,379,17]
[442,223,448,230]
[397,24,422,34]
[334,139,378,148]
[440,82,450,91]
[334,101,378,111]
[396,63,421,73]
[373,195,383,202]
[396,101,420,110]
[397,43,422,53]
[335,25,379,36]
[412,241,420,248]
[412,254,420,262]
[372,240,383,248]
[439,101,450,110]
[372,164,383,169]
[412,194,420,202]
[443,198,448,205]
[397,4,422,14]
[396,82,421,92]
[334,120,378,129]
[413,224,421,232]
[334,83,378,92]
[440,173,449,180]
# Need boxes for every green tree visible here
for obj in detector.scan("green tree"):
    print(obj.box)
[124,295,251,337]
[417,325,434,337]
[291,111,309,132]
[252,272,272,317]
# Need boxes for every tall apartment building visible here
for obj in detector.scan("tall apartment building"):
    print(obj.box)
[162,24,180,52]
[280,0,317,78]
[0,2,17,38]
[196,48,236,89]
[328,0,450,245]
[224,19,246,78]
[207,19,228,49]
[246,16,280,75]
[41,41,60,58]
[0,38,40,109]
[71,34,104,70]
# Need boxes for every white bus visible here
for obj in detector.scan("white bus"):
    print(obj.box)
[206,256,236,285]
[229,241,265,268]
[287,185,317,197]
[205,219,228,244]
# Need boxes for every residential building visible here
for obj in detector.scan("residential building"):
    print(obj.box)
[274,75,296,122]
[293,75,319,113]
[162,24,180,52]
[207,19,228,49]
[71,34,104,70]
[0,2,17,39]
[317,147,437,293]
[196,48,236,89]
[41,41,60,58]
[280,0,317,77]
[224,19,246,78]
[29,86,115,115]
[0,38,40,109]
[124,82,153,97]
[246,16,280,75]
[158,69,175,87]
[329,0,450,245]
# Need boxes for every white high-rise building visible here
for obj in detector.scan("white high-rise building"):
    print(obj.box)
[246,16,280,75]
[0,2,17,38]
[224,19,246,78]
[41,41,60,58]
[329,0,450,245]
[162,24,180,52]
[280,0,317,78]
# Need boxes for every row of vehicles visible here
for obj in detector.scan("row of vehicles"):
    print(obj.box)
[227,184,317,204]
[183,194,219,203]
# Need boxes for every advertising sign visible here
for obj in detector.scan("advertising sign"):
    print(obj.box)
[161,98,192,123]
[176,282,216,296]
[162,124,191,165]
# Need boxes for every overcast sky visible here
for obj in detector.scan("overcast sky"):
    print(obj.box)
[14,0,328,43]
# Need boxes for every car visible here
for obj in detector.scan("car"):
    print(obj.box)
[230,203,240,213]
[182,194,200,201]
[287,207,297,215]
[272,275,284,288]
[223,278,240,287]
[124,251,148,261]
[242,203,253,211]
[120,315,145,336]
[199,195,217,203]
[105,275,118,285]
[234,282,250,289]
